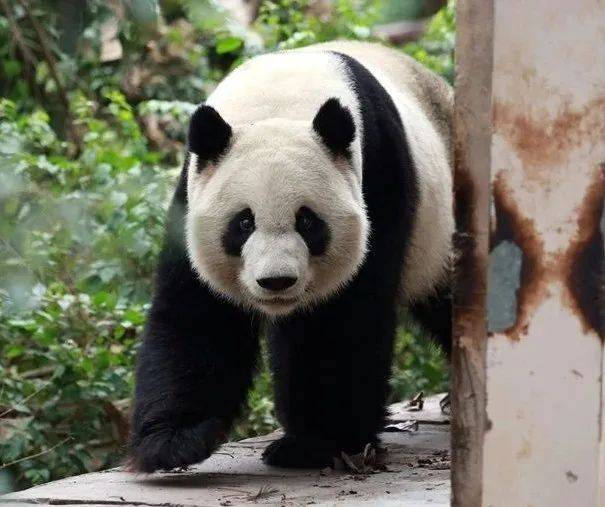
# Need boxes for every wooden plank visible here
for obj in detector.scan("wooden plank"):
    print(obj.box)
[0,396,451,506]
[600,333,605,506]
[450,1,493,506]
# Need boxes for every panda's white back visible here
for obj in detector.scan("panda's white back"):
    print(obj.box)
[314,41,454,301]
[205,41,454,303]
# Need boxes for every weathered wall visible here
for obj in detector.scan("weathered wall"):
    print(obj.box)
[454,1,605,506]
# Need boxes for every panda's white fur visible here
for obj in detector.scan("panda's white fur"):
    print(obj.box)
[186,118,368,315]
[185,41,453,316]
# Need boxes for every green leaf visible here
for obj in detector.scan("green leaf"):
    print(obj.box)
[5,344,25,359]
[110,191,128,207]
[3,60,22,78]
[124,308,145,326]
[215,36,243,54]
[24,468,50,484]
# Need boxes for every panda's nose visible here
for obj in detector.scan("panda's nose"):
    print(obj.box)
[257,276,297,291]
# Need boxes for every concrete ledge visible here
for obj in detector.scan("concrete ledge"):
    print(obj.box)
[1,394,450,506]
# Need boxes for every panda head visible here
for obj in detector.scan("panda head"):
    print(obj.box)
[185,98,369,317]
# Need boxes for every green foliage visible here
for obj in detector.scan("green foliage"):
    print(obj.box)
[231,349,278,441]
[0,92,170,490]
[0,0,454,493]
[403,0,455,83]
[257,0,381,49]
[390,316,449,402]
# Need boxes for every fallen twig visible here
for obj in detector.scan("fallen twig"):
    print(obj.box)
[405,391,424,411]
[246,484,279,502]
[384,420,419,432]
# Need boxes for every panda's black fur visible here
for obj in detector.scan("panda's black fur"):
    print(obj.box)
[262,53,420,466]
[312,97,356,158]
[188,105,232,164]
[131,161,261,472]
[131,49,451,472]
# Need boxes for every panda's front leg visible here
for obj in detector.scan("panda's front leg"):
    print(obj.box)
[131,286,259,473]
[130,213,260,472]
[263,292,397,468]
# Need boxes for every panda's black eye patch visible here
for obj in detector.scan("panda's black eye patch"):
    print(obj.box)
[296,206,330,256]
[223,208,255,256]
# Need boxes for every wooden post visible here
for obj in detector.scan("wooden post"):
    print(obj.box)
[451,0,492,505]
[452,1,605,506]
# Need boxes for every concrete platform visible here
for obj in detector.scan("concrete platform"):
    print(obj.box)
[0,394,450,506]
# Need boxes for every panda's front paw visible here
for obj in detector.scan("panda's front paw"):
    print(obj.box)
[131,418,224,473]
[262,434,335,468]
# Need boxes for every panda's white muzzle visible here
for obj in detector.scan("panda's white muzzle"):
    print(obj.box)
[240,230,309,311]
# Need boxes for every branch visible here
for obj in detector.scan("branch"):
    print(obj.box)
[0,0,37,68]
[20,366,55,380]
[103,401,130,444]
[373,18,428,44]
[0,384,48,419]
[16,0,70,112]
[0,437,71,470]
[16,0,82,150]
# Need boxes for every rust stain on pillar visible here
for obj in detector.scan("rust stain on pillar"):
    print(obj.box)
[488,97,605,341]
[491,172,546,340]
[562,166,605,338]
[493,97,605,170]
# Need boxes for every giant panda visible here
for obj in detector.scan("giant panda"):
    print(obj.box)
[131,40,454,472]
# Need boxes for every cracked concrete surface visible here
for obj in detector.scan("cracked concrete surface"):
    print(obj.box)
[1,395,450,506]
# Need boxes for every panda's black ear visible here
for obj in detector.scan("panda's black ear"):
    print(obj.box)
[188,105,232,168]
[312,98,355,158]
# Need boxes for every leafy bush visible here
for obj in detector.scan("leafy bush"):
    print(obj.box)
[0,92,169,490]
[0,0,452,492]
[257,0,381,48]
[390,317,449,402]
[404,0,455,83]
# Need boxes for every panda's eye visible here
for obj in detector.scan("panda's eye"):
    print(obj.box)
[239,216,254,233]
[298,215,314,231]
[296,207,319,231]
